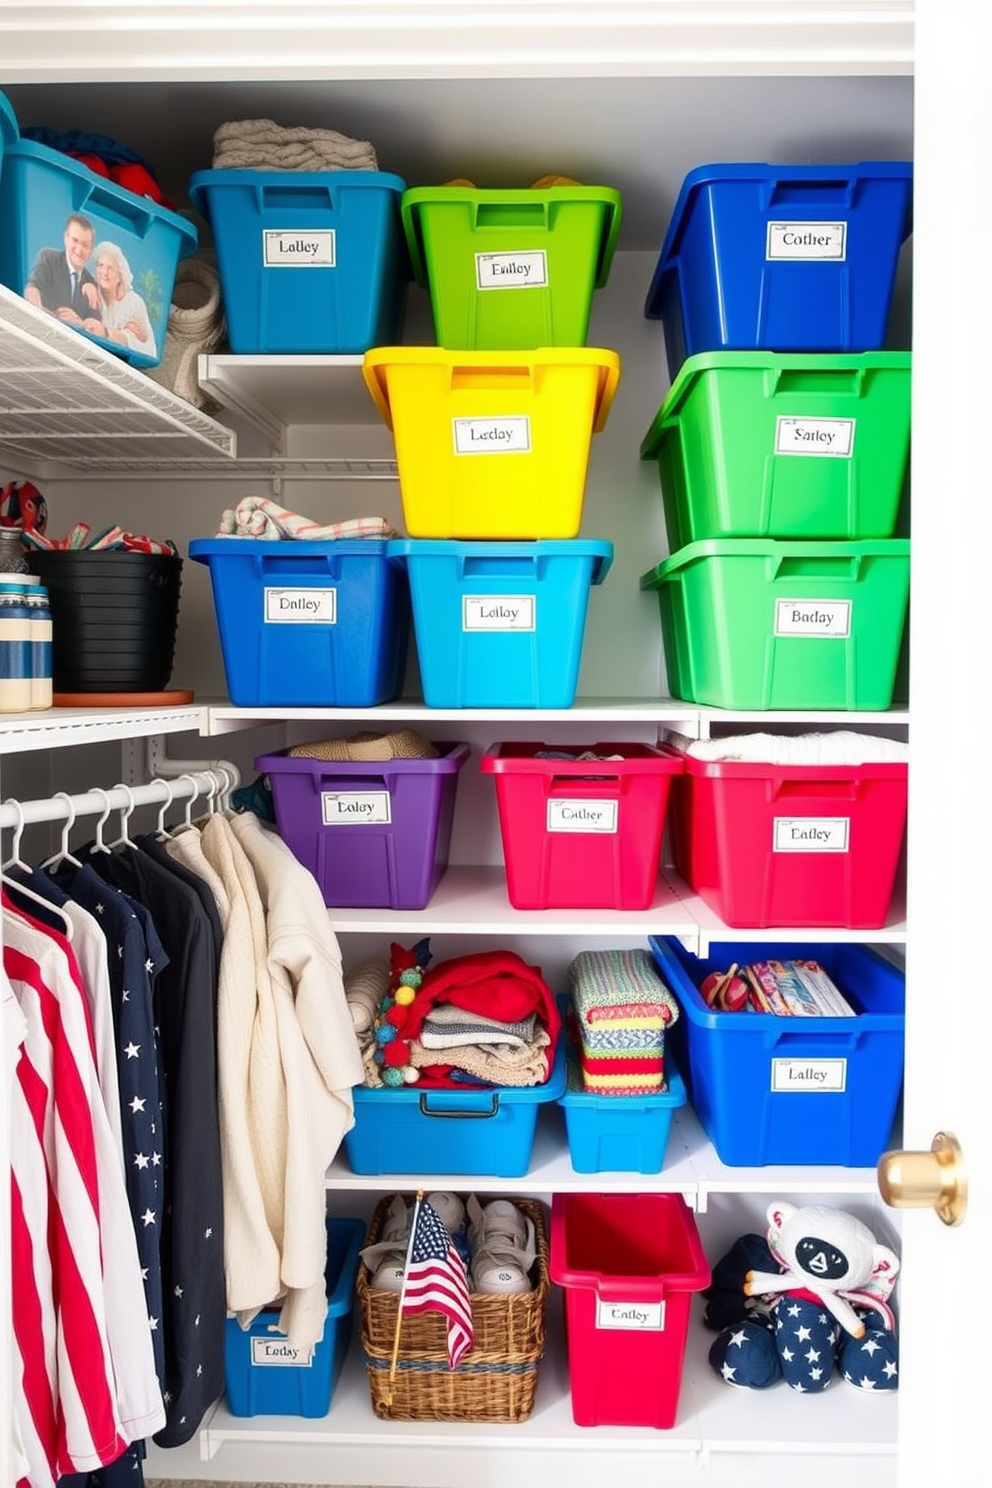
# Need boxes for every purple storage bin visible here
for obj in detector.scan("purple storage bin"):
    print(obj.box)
[255,742,470,908]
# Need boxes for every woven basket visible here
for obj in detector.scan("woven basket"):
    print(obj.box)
[358,1193,550,1422]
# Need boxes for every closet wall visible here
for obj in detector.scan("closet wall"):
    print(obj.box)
[5,6,987,1487]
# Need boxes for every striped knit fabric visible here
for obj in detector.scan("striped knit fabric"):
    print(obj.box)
[217,495,397,541]
[569,949,679,1096]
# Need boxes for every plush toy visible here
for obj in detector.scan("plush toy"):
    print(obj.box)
[705,1201,899,1394]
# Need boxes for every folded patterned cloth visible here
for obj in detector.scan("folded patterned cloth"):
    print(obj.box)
[410,1028,551,1087]
[213,118,379,172]
[218,496,397,541]
[569,950,678,1047]
[420,1003,538,1051]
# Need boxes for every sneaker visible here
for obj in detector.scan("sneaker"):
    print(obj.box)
[360,1194,412,1291]
[466,1196,536,1295]
[426,1190,466,1236]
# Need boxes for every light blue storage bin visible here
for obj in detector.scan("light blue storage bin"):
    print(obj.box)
[0,92,197,369]
[345,1042,567,1178]
[224,1216,365,1417]
[559,1054,687,1174]
[387,538,613,708]
[188,168,409,353]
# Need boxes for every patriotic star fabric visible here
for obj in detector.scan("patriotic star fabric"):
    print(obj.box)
[401,1198,474,1369]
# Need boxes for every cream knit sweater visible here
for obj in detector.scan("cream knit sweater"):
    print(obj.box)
[166,812,363,1348]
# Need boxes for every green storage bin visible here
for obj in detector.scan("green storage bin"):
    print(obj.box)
[402,184,622,349]
[640,351,912,547]
[640,538,910,710]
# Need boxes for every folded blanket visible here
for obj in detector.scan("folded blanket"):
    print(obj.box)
[569,949,678,1052]
[402,949,560,1064]
[213,117,379,173]
[420,1004,537,1050]
[672,729,909,765]
[218,496,397,541]
[410,1028,551,1087]
[288,729,437,763]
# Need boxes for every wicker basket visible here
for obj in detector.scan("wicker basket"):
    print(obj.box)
[357,1193,550,1422]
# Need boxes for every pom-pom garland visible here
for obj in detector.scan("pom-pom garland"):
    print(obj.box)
[365,938,433,1087]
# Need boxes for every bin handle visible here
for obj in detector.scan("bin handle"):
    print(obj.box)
[772,778,860,801]
[473,201,550,231]
[418,1093,500,1119]
[766,367,866,398]
[764,176,857,209]
[257,182,342,211]
[449,363,535,394]
[769,554,862,582]
[76,179,158,240]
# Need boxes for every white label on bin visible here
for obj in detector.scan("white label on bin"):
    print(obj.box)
[595,1299,666,1331]
[462,594,536,631]
[772,1058,848,1092]
[775,416,856,458]
[547,799,618,834]
[774,599,851,637]
[263,229,336,267]
[766,221,847,260]
[773,816,850,852]
[264,587,336,624]
[475,250,549,289]
[453,416,531,454]
[321,790,392,825]
[250,1337,315,1367]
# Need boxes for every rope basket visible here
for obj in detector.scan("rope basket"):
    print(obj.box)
[357,1193,550,1422]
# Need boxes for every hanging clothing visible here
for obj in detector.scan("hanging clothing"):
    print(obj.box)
[46,861,168,1392]
[80,842,225,1448]
[4,896,165,1487]
[166,811,363,1348]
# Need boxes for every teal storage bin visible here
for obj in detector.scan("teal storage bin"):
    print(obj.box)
[387,538,612,708]
[559,1053,687,1174]
[649,937,905,1167]
[188,168,409,353]
[189,537,410,708]
[640,351,912,545]
[0,99,197,369]
[224,1216,365,1417]
[640,537,910,710]
[345,1043,567,1178]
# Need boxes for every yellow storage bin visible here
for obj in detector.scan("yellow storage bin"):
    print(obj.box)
[362,346,621,539]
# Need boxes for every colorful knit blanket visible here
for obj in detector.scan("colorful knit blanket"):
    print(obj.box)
[568,949,679,1096]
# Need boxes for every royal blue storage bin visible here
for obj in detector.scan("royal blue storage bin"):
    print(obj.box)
[224,1215,365,1417]
[644,162,913,380]
[345,1042,567,1178]
[387,538,612,708]
[189,537,410,708]
[648,936,905,1168]
[0,116,197,369]
[255,742,470,910]
[188,168,409,353]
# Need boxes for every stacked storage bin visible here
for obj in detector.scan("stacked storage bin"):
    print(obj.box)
[638,162,914,711]
[368,179,622,708]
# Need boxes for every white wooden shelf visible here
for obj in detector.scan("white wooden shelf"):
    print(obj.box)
[0,701,209,754]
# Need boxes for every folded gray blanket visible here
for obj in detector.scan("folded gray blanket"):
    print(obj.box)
[213,117,379,173]
[420,1004,538,1050]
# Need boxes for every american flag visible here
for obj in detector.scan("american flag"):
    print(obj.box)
[400,1197,474,1369]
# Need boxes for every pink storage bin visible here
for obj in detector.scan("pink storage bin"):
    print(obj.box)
[480,742,682,910]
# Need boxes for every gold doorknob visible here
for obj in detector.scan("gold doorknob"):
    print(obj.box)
[877,1130,967,1227]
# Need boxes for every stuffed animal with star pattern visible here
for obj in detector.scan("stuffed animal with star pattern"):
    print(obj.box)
[706,1201,900,1394]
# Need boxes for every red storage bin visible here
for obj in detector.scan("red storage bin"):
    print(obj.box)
[550,1192,710,1428]
[480,742,682,910]
[667,748,908,929]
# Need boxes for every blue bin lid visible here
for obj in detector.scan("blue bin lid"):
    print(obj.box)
[387,537,614,586]
[189,536,393,562]
[644,160,914,320]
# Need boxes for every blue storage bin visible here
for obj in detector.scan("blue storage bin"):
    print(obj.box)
[387,538,612,708]
[648,937,905,1168]
[644,162,913,380]
[345,1042,567,1177]
[0,92,16,177]
[224,1215,365,1417]
[559,1054,687,1174]
[189,537,410,708]
[188,168,409,353]
[0,95,197,369]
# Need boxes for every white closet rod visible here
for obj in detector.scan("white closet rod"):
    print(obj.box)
[0,769,229,831]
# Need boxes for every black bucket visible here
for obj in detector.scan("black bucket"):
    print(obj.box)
[29,549,183,692]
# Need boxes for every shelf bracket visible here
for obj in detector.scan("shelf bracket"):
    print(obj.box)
[143,734,242,792]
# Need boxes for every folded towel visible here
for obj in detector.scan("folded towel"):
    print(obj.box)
[287,729,438,763]
[218,496,397,541]
[673,729,909,765]
[410,1026,551,1087]
[570,949,678,1049]
[420,1004,537,1050]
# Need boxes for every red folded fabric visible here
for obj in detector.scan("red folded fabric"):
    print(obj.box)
[400,949,560,1060]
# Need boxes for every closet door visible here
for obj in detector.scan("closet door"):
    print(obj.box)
[891,3,989,1484]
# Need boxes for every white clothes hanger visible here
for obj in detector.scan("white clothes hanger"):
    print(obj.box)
[108,783,137,850]
[39,791,84,871]
[88,787,114,855]
[172,773,203,835]
[153,777,177,841]
[1,796,75,942]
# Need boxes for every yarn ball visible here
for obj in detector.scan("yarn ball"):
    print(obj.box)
[373,1048,385,1065]
[382,1067,405,1088]
[394,985,416,1007]
[401,1066,419,1084]
[375,1024,396,1046]
[385,1005,408,1029]
[382,1040,410,1069]
[399,968,422,988]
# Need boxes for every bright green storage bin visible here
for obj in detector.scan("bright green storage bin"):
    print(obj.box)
[640,538,910,710]
[402,184,622,349]
[640,352,912,547]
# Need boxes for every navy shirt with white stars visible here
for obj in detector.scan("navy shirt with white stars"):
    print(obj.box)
[47,859,169,1391]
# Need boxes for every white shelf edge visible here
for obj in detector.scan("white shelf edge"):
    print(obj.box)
[0,704,209,754]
